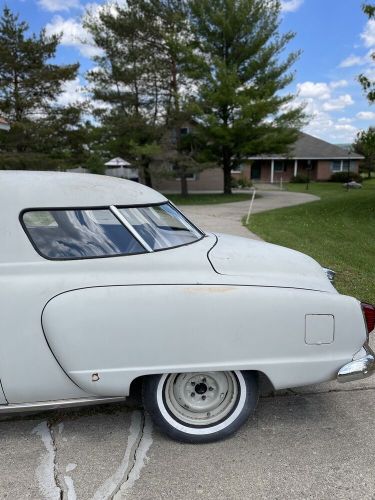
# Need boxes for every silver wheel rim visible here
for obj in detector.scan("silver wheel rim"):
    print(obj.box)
[163,372,239,427]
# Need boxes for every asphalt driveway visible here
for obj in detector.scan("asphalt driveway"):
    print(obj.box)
[2,188,375,500]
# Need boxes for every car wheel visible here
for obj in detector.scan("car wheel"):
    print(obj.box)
[142,371,258,443]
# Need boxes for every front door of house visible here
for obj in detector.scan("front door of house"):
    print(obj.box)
[251,162,261,180]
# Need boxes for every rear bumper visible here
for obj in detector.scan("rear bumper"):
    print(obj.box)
[337,344,375,383]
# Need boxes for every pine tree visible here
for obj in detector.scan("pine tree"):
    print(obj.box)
[140,0,210,195]
[84,1,162,186]
[189,0,305,193]
[0,7,79,161]
[85,0,208,193]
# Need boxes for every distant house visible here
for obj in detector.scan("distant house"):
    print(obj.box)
[153,132,364,192]
[0,118,10,131]
[245,132,364,183]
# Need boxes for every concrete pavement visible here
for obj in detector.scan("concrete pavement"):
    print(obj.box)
[1,188,375,500]
[180,190,318,239]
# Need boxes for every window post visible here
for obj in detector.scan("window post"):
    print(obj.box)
[270,159,274,184]
[294,159,298,177]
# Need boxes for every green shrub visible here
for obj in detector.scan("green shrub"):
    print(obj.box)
[231,175,252,188]
[329,172,362,183]
[237,175,252,188]
[290,174,309,183]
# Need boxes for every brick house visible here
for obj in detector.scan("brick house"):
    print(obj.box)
[244,132,363,184]
[153,131,364,192]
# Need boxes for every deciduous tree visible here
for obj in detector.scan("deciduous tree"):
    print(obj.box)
[354,127,375,178]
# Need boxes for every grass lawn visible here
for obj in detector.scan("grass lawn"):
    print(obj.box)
[244,179,375,303]
[166,192,255,205]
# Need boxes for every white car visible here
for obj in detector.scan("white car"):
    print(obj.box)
[1,171,374,443]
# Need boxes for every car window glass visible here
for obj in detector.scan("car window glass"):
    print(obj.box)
[22,209,145,259]
[119,203,202,250]
[23,211,58,227]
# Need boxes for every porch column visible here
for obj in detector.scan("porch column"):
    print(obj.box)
[340,160,344,172]
[294,159,298,177]
[270,159,274,183]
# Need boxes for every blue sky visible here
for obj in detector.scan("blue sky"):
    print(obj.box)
[5,0,375,144]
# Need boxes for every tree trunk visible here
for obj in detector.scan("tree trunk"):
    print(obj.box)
[180,174,188,197]
[143,160,153,188]
[222,147,232,195]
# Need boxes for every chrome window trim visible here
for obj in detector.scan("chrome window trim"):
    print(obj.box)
[110,205,153,252]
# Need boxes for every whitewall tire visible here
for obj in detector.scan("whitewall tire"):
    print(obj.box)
[142,371,258,443]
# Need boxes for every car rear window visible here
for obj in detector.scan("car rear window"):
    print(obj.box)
[118,203,202,250]
[22,209,144,259]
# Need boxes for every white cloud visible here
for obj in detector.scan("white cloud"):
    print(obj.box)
[45,15,102,58]
[361,19,375,48]
[340,18,375,69]
[330,80,348,89]
[280,0,303,13]
[287,90,359,143]
[338,117,353,124]
[85,0,127,19]
[322,94,354,111]
[297,81,331,100]
[303,111,358,143]
[57,77,87,106]
[38,0,81,12]
[339,52,371,68]
[356,111,375,120]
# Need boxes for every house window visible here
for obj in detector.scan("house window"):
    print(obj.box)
[331,160,356,172]
[231,164,243,173]
[331,161,342,172]
[274,160,286,172]
[180,127,190,135]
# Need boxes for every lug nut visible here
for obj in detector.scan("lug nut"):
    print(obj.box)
[202,395,206,400]
[202,377,206,383]
[209,387,214,391]
[191,392,195,397]
[191,381,196,386]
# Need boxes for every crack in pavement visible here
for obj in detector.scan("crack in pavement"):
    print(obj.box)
[33,421,63,500]
[33,410,153,500]
[110,413,145,500]
[48,422,64,500]
[113,413,153,500]
[90,410,153,500]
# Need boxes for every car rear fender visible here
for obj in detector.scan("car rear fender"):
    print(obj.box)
[41,284,366,396]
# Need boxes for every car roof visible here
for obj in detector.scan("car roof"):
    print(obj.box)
[0,171,166,210]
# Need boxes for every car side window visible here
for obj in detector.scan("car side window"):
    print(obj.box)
[22,209,145,259]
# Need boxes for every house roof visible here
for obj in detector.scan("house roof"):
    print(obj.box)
[105,157,131,167]
[0,117,10,131]
[248,132,364,160]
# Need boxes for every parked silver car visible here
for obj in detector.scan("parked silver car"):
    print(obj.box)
[1,171,374,443]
